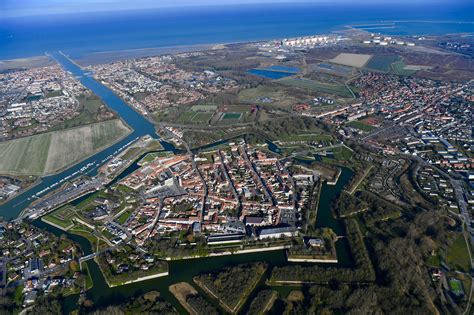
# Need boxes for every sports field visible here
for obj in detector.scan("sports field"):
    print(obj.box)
[222,112,242,120]
[176,110,214,124]
[190,105,217,112]
[0,119,130,176]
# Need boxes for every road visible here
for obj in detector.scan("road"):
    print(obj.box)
[239,145,275,205]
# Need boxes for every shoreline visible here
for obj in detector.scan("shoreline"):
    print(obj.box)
[0,23,471,70]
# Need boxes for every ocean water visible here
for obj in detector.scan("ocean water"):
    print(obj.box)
[0,3,473,60]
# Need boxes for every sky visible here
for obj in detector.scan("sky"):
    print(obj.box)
[2,0,469,18]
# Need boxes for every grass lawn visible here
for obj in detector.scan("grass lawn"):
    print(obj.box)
[192,112,214,123]
[42,206,76,230]
[347,120,376,131]
[427,254,441,267]
[81,261,94,290]
[176,111,197,123]
[139,152,158,165]
[278,133,333,142]
[116,210,132,225]
[121,147,141,160]
[331,146,353,161]
[447,236,471,272]
[322,146,353,162]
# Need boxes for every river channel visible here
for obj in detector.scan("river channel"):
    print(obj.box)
[0,51,176,220]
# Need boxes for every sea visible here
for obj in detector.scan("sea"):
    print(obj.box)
[0,2,473,60]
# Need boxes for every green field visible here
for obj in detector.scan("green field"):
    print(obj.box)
[176,110,214,124]
[116,210,133,225]
[321,145,353,162]
[191,105,217,112]
[449,278,464,296]
[0,119,130,176]
[49,95,103,131]
[192,112,214,123]
[347,120,376,131]
[42,206,76,230]
[176,111,197,123]
[447,236,471,272]
[365,55,417,76]
[391,61,417,76]
[0,133,51,175]
[278,78,353,98]
[278,133,333,142]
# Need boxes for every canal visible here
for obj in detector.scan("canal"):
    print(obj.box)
[0,51,176,220]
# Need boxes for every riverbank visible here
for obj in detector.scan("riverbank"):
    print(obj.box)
[107,271,169,288]
[164,245,291,261]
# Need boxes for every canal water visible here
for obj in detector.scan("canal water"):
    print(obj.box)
[0,51,177,220]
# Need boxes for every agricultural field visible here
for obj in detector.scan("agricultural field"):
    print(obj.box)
[365,55,402,72]
[278,77,354,98]
[364,55,416,76]
[0,119,130,176]
[313,62,354,77]
[330,53,372,68]
[0,133,51,175]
